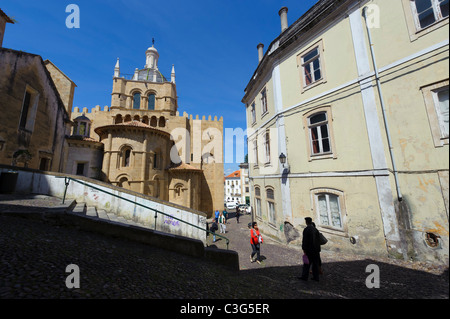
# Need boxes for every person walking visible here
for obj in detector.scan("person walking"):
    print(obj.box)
[214,210,220,223]
[300,217,321,281]
[250,222,263,264]
[312,222,324,275]
[222,210,228,224]
[210,220,218,242]
[218,212,227,234]
[236,208,241,224]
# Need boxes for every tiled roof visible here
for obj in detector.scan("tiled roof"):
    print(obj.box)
[116,120,151,128]
[169,162,202,172]
[94,120,170,137]
[225,170,240,179]
[67,135,100,143]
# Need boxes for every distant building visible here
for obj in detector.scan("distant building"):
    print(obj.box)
[242,0,448,264]
[239,162,250,205]
[224,170,241,204]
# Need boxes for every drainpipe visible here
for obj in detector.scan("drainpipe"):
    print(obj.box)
[362,6,403,202]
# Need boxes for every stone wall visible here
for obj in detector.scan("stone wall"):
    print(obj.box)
[0,166,208,244]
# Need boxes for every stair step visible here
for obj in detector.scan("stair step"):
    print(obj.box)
[106,213,119,221]
[71,203,86,216]
[97,209,109,220]
[126,219,141,226]
[86,206,98,218]
[116,216,128,223]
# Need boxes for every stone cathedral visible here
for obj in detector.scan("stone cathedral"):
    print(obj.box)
[67,45,224,216]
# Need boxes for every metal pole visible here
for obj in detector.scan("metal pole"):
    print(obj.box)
[363,6,403,201]
[63,177,70,204]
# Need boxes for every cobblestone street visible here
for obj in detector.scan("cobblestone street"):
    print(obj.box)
[0,195,448,300]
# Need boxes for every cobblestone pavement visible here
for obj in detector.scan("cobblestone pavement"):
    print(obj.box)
[0,195,448,300]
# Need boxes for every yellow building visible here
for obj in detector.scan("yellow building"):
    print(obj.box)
[69,45,224,216]
[242,0,448,264]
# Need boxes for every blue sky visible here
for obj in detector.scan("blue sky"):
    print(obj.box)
[2,0,318,176]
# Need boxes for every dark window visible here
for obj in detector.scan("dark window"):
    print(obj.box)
[153,153,158,169]
[133,93,141,109]
[39,158,49,171]
[124,149,131,167]
[20,91,32,129]
[302,47,322,86]
[309,112,331,155]
[413,0,449,29]
[76,163,85,176]
[148,94,155,110]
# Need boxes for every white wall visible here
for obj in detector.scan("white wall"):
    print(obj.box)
[1,167,207,243]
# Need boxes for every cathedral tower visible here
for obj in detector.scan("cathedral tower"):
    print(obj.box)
[111,45,177,114]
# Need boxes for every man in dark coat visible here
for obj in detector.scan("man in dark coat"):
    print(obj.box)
[300,217,321,281]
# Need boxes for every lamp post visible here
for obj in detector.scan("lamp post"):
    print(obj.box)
[279,153,286,165]
[279,153,289,174]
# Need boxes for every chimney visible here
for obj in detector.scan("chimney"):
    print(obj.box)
[279,7,289,33]
[257,43,264,63]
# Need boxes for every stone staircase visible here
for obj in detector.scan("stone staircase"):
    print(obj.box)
[69,201,147,228]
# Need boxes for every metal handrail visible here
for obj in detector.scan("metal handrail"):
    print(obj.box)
[58,176,229,249]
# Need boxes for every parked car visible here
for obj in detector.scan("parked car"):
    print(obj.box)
[226,202,237,210]
[237,204,251,214]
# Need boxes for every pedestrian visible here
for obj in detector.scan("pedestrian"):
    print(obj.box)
[312,222,324,275]
[222,210,228,224]
[210,220,218,242]
[250,222,263,264]
[218,212,227,234]
[299,217,321,281]
[236,209,241,223]
[214,210,219,223]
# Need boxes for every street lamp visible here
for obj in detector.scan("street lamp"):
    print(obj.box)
[279,153,289,173]
[279,153,287,165]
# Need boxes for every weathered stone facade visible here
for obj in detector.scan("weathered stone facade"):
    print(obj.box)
[69,45,224,217]
[0,48,71,172]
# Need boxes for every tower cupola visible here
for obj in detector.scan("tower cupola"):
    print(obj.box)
[145,45,159,70]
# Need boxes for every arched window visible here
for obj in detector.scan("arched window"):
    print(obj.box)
[115,114,123,124]
[154,177,160,198]
[148,94,156,110]
[153,152,159,169]
[158,117,166,127]
[118,177,128,188]
[308,112,331,155]
[255,186,262,218]
[174,183,184,197]
[150,116,157,127]
[266,188,276,225]
[133,93,141,109]
[120,146,132,168]
[315,192,343,229]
